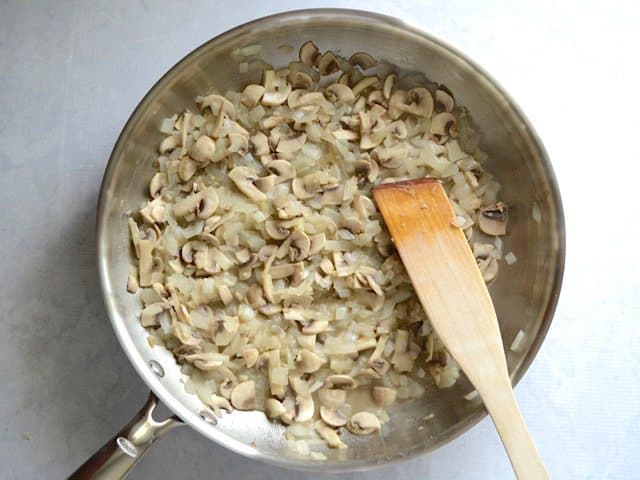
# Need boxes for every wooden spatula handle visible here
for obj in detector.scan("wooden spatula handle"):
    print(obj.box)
[481,378,548,480]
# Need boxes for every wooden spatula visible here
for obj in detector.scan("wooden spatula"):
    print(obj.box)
[373,178,547,480]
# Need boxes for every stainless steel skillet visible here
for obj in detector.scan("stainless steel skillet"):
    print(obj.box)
[71,9,565,479]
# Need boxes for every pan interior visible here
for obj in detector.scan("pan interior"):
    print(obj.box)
[97,9,564,472]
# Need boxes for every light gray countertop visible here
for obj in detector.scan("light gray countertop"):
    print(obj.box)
[1,1,639,478]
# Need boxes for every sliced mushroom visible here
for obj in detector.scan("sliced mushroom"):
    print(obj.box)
[290,71,314,90]
[354,157,379,183]
[324,374,357,390]
[347,411,381,435]
[219,378,235,399]
[266,159,295,183]
[315,420,347,449]
[430,112,457,142]
[372,386,396,408]
[288,90,324,109]
[351,76,379,98]
[208,394,233,415]
[230,380,256,410]
[214,315,239,346]
[317,388,346,408]
[126,274,139,294]
[478,202,508,236]
[479,256,499,283]
[265,397,286,419]
[291,178,314,200]
[282,231,311,261]
[190,135,217,163]
[294,395,314,422]
[299,40,320,66]
[241,84,265,108]
[325,83,355,106]
[178,157,198,182]
[149,172,168,198]
[349,52,376,70]
[238,253,259,281]
[228,133,249,153]
[228,166,267,203]
[261,70,292,106]
[317,51,339,76]
[275,131,307,154]
[383,74,396,100]
[296,349,326,373]
[197,188,219,219]
[320,406,348,428]
[248,133,269,158]
[435,88,455,113]
[265,219,290,240]
[197,94,236,118]
[254,174,276,193]
[372,143,408,169]
[289,374,309,395]
[159,135,180,154]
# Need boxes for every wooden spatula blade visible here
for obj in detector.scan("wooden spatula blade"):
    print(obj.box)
[373,178,502,375]
[373,178,548,480]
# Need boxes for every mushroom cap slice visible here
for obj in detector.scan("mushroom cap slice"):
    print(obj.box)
[347,411,381,435]
[228,166,267,203]
[315,420,347,449]
[320,406,348,427]
[317,51,339,76]
[149,172,168,198]
[230,380,256,410]
[265,398,286,419]
[265,219,290,240]
[430,112,457,142]
[349,52,377,70]
[287,90,324,109]
[159,135,180,154]
[178,157,198,182]
[249,131,270,156]
[291,71,314,90]
[354,158,379,183]
[190,135,217,163]
[435,88,455,113]
[325,83,355,106]
[299,40,320,66]
[275,132,307,154]
[294,395,315,422]
[478,202,508,236]
[266,159,295,182]
[262,70,292,106]
[196,188,219,219]
[241,84,265,108]
[383,74,396,100]
[296,349,326,373]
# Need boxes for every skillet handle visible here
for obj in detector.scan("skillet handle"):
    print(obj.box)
[68,392,183,480]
